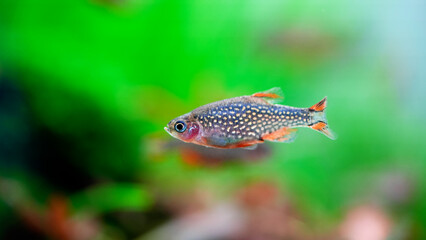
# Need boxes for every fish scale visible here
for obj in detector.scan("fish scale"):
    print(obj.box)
[197,102,311,140]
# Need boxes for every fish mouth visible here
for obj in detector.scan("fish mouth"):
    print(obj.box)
[164,126,174,137]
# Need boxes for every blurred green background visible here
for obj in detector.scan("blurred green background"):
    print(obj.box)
[0,0,425,239]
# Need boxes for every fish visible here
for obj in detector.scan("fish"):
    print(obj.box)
[164,87,336,149]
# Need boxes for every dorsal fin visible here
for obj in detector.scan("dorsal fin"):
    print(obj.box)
[252,87,284,104]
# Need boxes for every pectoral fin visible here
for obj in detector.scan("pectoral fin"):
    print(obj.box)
[204,135,230,147]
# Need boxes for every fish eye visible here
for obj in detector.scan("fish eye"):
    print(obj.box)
[174,121,187,133]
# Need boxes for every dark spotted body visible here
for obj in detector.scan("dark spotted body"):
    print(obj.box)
[165,88,335,149]
[196,102,311,141]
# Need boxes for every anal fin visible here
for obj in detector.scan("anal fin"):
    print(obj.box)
[262,127,297,143]
[242,144,258,150]
[204,135,263,149]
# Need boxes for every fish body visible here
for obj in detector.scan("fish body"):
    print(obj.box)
[165,88,335,149]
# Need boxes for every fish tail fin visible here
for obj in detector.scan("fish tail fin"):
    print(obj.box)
[308,97,336,140]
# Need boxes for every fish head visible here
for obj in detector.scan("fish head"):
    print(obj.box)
[165,114,200,143]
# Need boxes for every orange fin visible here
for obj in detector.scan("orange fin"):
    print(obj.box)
[308,97,336,140]
[309,97,327,111]
[252,87,284,104]
[203,135,263,149]
[253,93,281,98]
[309,121,336,140]
[262,127,297,143]
[233,141,263,149]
